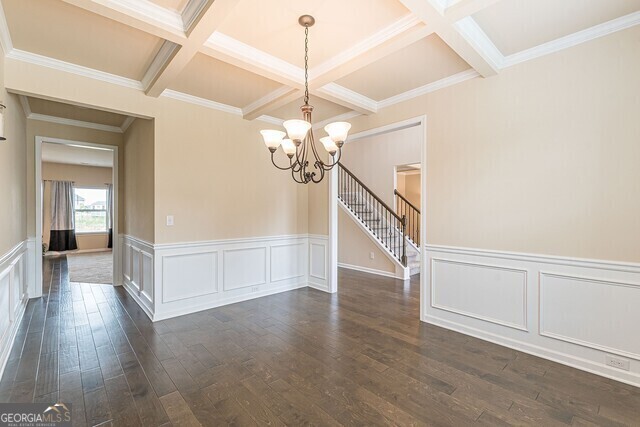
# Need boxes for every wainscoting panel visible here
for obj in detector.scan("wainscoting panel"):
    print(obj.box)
[431,258,528,331]
[150,235,314,321]
[163,252,217,303]
[0,241,29,381]
[120,235,154,318]
[223,247,267,291]
[540,272,640,360]
[308,235,329,291]
[424,245,640,387]
[271,243,305,283]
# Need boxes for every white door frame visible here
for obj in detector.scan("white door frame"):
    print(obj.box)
[34,136,120,296]
[328,115,427,317]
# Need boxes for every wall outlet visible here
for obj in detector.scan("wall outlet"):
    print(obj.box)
[251,286,259,292]
[370,252,375,260]
[166,215,174,226]
[605,355,630,371]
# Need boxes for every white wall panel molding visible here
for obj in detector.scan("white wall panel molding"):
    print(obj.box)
[430,257,528,331]
[424,245,640,387]
[338,263,399,280]
[0,240,29,381]
[120,234,325,321]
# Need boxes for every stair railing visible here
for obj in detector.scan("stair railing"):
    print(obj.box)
[338,164,407,266]
[394,189,420,247]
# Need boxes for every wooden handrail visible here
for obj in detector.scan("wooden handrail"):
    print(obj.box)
[339,164,404,224]
[394,189,421,213]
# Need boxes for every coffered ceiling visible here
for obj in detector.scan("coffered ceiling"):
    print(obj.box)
[1,0,638,126]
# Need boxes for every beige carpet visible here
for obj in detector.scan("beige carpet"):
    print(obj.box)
[66,251,113,284]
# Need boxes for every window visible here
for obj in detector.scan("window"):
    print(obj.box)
[74,188,108,233]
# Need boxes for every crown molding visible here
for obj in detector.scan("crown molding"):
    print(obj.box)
[309,14,422,79]
[255,115,284,126]
[18,95,31,117]
[317,83,378,114]
[453,16,505,69]
[161,89,242,115]
[6,49,144,90]
[241,86,298,117]
[120,116,135,132]
[204,32,304,85]
[312,111,362,131]
[28,113,124,133]
[181,0,209,31]
[141,40,180,90]
[378,68,480,109]
[503,11,640,68]
[101,0,184,32]
[0,0,12,54]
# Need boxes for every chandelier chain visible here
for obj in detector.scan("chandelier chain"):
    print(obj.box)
[304,26,309,105]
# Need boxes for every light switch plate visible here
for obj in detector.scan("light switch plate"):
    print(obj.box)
[166,215,174,226]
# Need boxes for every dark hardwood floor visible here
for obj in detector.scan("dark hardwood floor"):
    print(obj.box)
[1,256,639,426]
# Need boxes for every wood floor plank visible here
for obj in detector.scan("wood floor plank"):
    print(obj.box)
[159,391,202,426]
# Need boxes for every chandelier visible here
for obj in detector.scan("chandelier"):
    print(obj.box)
[260,15,351,184]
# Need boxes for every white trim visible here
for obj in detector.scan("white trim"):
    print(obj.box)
[348,115,423,142]
[0,0,12,54]
[6,49,143,90]
[120,116,135,132]
[424,244,640,273]
[28,113,124,133]
[338,262,399,279]
[255,115,284,126]
[205,32,304,85]
[141,40,179,90]
[181,0,209,30]
[18,95,31,117]
[503,11,640,68]
[161,89,242,115]
[316,83,378,113]
[97,0,184,32]
[378,69,480,109]
[153,234,310,250]
[453,17,505,69]
[309,14,422,79]
[241,86,297,118]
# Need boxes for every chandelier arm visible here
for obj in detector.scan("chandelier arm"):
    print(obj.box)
[318,147,342,170]
[270,152,295,171]
[310,162,325,183]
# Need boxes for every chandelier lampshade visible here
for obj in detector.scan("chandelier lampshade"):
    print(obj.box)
[259,15,351,184]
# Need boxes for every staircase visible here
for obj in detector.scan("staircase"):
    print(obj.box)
[338,164,420,277]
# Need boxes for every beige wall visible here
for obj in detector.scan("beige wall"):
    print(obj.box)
[396,171,421,211]
[338,208,396,274]
[42,162,112,250]
[123,118,154,243]
[342,125,422,208]
[0,44,27,255]
[339,26,640,263]
[26,120,124,242]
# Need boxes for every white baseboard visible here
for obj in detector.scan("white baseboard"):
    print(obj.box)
[424,245,640,387]
[338,262,401,279]
[0,240,30,381]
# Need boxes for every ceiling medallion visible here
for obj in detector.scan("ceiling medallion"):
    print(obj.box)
[260,15,351,184]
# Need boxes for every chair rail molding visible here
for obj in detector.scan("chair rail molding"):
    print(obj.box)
[423,244,640,387]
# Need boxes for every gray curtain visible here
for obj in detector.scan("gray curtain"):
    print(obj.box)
[49,180,77,251]
[107,184,113,249]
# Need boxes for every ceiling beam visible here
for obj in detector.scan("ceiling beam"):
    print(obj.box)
[143,0,239,97]
[398,0,499,77]
[445,0,503,21]
[60,0,187,44]
[242,86,301,121]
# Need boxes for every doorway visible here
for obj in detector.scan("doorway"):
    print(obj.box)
[329,116,427,313]
[35,137,119,294]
